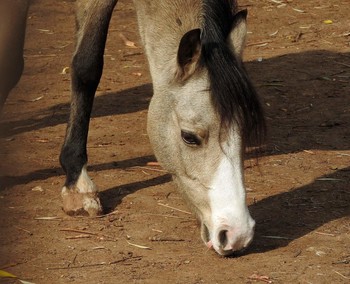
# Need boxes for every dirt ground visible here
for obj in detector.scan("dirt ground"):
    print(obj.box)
[0,0,349,283]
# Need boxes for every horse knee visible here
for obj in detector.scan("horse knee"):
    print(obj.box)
[71,50,104,91]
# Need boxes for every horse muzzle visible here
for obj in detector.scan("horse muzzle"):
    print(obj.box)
[204,218,255,256]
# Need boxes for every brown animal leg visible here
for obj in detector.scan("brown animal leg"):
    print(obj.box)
[0,0,29,113]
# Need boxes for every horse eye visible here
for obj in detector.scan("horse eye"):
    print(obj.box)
[181,130,201,146]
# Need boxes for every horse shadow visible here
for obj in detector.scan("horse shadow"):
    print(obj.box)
[242,50,350,253]
[0,155,158,191]
[246,50,349,156]
[99,174,172,213]
[247,166,349,254]
[0,83,152,138]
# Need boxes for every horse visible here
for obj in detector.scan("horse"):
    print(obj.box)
[59,0,266,256]
[0,0,29,114]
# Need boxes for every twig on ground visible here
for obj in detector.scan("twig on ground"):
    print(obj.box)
[333,270,350,280]
[14,226,33,235]
[65,234,91,240]
[303,150,315,154]
[248,273,273,283]
[146,162,160,166]
[1,261,28,269]
[47,255,142,270]
[60,228,118,241]
[157,202,192,215]
[119,33,137,48]
[261,235,292,240]
[247,40,273,47]
[126,240,151,250]
[314,231,336,237]
[144,213,192,219]
[150,236,185,242]
[34,216,61,221]
[90,209,118,219]
[109,256,143,265]
[335,61,350,68]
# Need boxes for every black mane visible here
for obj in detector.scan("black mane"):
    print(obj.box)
[200,0,265,146]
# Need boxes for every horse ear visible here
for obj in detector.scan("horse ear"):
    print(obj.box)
[176,28,201,81]
[228,9,248,59]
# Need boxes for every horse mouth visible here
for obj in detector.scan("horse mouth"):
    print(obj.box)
[201,223,214,249]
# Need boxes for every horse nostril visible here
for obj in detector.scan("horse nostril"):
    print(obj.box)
[218,230,228,249]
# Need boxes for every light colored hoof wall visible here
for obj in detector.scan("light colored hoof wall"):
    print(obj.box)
[62,190,103,217]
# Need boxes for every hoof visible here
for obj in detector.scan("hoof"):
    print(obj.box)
[62,188,103,217]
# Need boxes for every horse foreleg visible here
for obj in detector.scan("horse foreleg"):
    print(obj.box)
[59,0,118,216]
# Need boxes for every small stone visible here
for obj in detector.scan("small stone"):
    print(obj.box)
[31,186,44,192]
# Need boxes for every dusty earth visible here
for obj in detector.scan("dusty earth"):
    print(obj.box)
[0,0,349,283]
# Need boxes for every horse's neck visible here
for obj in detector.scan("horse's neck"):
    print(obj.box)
[134,0,201,88]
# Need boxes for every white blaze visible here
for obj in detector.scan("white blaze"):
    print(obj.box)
[208,133,255,253]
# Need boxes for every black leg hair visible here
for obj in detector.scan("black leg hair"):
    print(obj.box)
[59,0,118,215]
